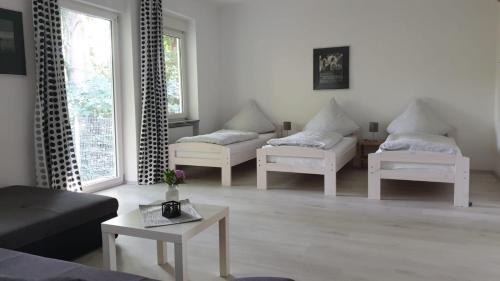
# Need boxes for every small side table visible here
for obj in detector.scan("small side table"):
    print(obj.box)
[101,203,229,281]
[358,139,385,168]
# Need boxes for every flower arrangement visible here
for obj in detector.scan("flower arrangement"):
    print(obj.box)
[164,169,185,186]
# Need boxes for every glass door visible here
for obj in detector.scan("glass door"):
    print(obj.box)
[60,3,122,191]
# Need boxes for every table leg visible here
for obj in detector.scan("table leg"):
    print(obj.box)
[157,241,168,265]
[174,242,188,281]
[102,232,117,271]
[219,216,230,277]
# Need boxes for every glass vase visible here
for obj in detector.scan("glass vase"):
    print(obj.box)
[165,184,179,202]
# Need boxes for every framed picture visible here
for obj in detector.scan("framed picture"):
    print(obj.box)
[0,8,26,75]
[313,46,349,90]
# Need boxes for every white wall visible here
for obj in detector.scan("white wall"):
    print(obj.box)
[496,3,500,177]
[163,0,221,134]
[0,0,35,187]
[218,0,498,170]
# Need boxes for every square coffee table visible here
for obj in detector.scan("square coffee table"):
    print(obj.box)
[101,203,229,281]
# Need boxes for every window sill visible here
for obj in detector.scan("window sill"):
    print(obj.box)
[168,119,199,135]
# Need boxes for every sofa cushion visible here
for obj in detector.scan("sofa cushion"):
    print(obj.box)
[0,186,118,250]
[0,248,156,281]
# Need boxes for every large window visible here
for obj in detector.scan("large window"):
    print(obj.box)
[60,2,122,192]
[163,29,187,118]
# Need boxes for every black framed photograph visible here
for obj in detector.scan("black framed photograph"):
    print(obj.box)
[0,8,26,75]
[313,46,349,90]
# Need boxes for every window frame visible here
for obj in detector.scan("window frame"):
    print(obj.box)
[60,0,124,193]
[164,28,189,120]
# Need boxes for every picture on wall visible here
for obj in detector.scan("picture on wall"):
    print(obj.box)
[0,8,26,75]
[313,46,349,90]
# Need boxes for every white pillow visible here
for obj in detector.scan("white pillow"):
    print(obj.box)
[387,99,452,135]
[223,100,276,133]
[304,98,360,136]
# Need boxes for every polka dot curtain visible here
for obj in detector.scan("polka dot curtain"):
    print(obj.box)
[33,0,82,192]
[138,0,169,185]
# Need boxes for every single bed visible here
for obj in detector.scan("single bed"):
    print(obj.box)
[256,98,360,195]
[169,100,277,186]
[368,139,469,207]
[257,135,358,195]
[169,132,277,186]
[367,100,470,207]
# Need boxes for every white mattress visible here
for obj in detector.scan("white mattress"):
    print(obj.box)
[175,132,277,160]
[377,135,462,172]
[264,137,357,168]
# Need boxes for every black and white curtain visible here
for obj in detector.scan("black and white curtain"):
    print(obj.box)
[138,0,169,185]
[33,0,82,192]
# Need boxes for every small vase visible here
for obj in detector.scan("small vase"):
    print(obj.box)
[165,184,179,202]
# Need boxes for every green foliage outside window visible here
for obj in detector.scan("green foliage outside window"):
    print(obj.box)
[163,34,182,115]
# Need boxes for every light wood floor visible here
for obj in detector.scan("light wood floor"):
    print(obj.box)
[77,161,500,281]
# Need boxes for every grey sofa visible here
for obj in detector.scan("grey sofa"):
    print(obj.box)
[0,248,157,281]
[0,186,119,260]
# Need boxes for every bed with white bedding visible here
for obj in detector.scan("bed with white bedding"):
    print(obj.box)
[169,132,276,186]
[368,100,470,207]
[264,137,357,168]
[257,98,360,196]
[378,133,462,172]
[169,100,277,186]
[257,133,358,196]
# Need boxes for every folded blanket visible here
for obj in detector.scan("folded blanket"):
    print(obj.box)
[380,133,460,155]
[177,130,258,145]
[267,131,343,150]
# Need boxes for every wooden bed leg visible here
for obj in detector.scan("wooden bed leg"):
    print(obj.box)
[257,149,267,190]
[168,147,176,170]
[454,157,470,207]
[324,152,336,196]
[221,149,231,186]
[368,153,381,200]
[221,166,231,187]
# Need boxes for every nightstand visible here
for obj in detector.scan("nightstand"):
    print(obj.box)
[358,139,385,168]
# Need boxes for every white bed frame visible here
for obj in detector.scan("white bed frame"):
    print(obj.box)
[168,142,259,187]
[256,139,357,195]
[368,151,470,207]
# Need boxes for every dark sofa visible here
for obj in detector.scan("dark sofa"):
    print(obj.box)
[0,248,157,281]
[0,186,119,260]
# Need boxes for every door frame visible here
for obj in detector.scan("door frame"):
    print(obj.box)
[60,0,124,193]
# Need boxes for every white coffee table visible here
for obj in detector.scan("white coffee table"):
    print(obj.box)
[101,203,229,281]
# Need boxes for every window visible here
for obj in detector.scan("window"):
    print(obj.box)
[60,1,123,192]
[163,29,187,118]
